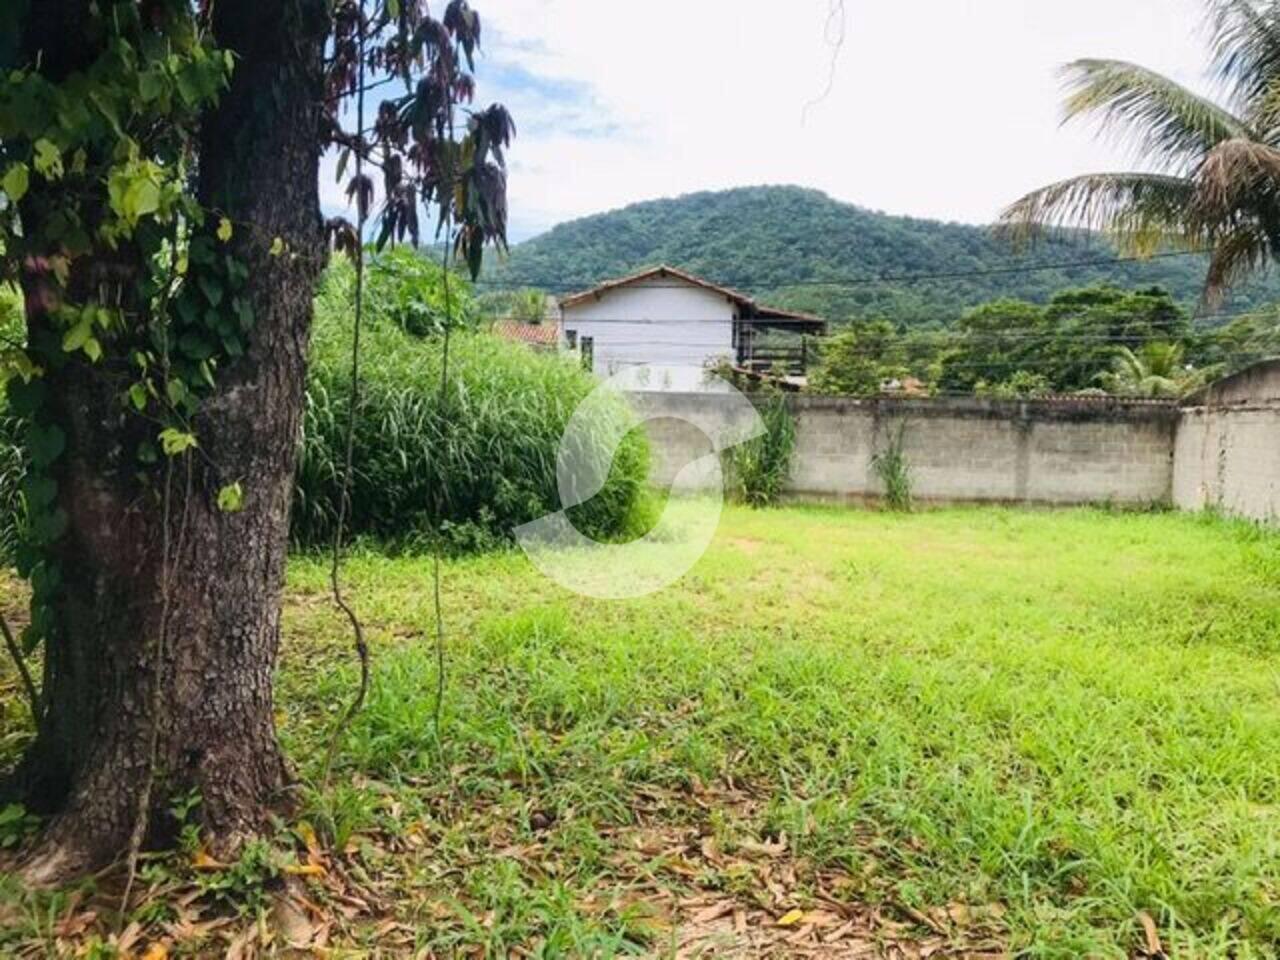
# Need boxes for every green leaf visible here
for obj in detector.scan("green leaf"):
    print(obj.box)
[175,292,199,326]
[189,236,216,265]
[82,336,102,362]
[216,217,233,242]
[235,298,255,332]
[128,382,149,412]
[33,138,62,179]
[138,68,165,103]
[61,319,93,353]
[225,256,248,286]
[6,377,46,416]
[22,475,57,509]
[269,236,285,257]
[124,177,160,220]
[89,90,123,137]
[175,68,201,106]
[28,423,66,468]
[178,331,215,360]
[216,481,244,513]
[0,347,41,386]
[159,427,198,456]
[197,273,223,307]
[2,162,29,203]
[30,507,68,545]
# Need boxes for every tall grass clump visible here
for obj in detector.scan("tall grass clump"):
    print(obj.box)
[723,393,796,507]
[872,420,912,511]
[293,255,650,551]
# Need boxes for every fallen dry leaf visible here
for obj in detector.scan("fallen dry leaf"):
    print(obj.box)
[689,900,735,924]
[1138,911,1166,958]
[189,848,226,871]
[282,863,326,877]
[271,895,315,947]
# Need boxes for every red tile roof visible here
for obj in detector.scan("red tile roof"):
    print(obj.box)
[492,320,560,347]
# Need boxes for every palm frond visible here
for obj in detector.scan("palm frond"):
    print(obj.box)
[1000,172,1201,252]
[1139,340,1186,377]
[1007,4,1280,300]
[1096,342,1190,397]
[1203,221,1274,301]
[1060,59,1251,169]
[1196,136,1280,212]
[1249,76,1280,137]
[1207,0,1280,111]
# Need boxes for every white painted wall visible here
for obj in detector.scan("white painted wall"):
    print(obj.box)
[560,277,736,392]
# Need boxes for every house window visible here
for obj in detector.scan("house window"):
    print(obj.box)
[565,330,578,350]
[580,336,594,372]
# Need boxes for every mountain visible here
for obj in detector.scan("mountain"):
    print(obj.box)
[489,186,1280,327]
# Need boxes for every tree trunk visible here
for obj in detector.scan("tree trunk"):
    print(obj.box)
[12,0,328,880]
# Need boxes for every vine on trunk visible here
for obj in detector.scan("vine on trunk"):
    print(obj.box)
[0,1,241,713]
[1,0,511,872]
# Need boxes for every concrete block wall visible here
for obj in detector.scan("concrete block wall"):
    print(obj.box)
[630,392,1181,507]
[1173,360,1280,522]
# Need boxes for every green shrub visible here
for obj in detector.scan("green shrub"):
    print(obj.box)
[294,257,651,551]
[359,247,478,337]
[0,260,652,559]
[723,394,796,508]
[974,370,1053,399]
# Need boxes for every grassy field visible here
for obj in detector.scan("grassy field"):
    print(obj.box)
[3,505,1280,957]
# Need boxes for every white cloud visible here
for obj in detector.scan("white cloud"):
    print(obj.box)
[467,0,1212,238]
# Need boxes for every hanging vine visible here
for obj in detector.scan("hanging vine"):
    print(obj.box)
[319,0,513,771]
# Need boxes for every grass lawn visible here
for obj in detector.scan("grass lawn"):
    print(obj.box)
[3,505,1280,957]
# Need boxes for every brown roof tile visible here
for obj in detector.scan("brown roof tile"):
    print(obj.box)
[492,320,560,347]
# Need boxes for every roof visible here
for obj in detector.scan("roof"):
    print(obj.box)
[492,319,560,347]
[557,264,826,328]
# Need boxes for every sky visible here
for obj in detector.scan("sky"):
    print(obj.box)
[321,0,1217,241]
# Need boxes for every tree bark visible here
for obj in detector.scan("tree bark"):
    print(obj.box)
[11,0,329,879]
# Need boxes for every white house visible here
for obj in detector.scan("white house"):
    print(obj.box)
[557,265,826,392]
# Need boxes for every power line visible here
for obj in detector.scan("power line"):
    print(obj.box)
[547,317,1274,334]
[592,353,1269,371]
[506,301,1280,329]
[472,248,1216,294]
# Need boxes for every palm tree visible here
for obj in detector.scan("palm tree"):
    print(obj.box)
[1003,1,1280,300]
[1095,341,1197,397]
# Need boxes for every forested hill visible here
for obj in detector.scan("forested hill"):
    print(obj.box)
[491,186,1280,326]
